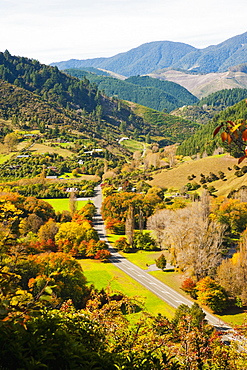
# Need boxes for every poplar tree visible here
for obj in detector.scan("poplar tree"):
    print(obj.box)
[125,204,134,246]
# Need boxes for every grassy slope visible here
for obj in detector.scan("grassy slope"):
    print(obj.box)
[150,154,247,197]
[79,259,175,319]
[120,139,145,152]
[30,143,74,157]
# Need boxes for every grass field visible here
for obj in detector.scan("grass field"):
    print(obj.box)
[28,143,74,157]
[0,153,13,164]
[150,153,247,197]
[43,198,88,212]
[120,139,144,152]
[79,258,175,319]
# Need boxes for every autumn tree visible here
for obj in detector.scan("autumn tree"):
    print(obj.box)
[37,218,58,242]
[125,204,134,246]
[69,190,77,216]
[19,213,43,235]
[196,276,229,313]
[148,201,226,280]
[4,132,18,152]
[24,252,90,308]
[55,220,98,252]
[75,201,96,221]
[181,277,197,299]
[113,237,131,252]
[101,192,163,229]
[211,197,247,236]
[217,228,247,306]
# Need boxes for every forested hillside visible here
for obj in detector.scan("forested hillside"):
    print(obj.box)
[126,102,201,146]
[176,99,247,157]
[64,69,198,112]
[0,50,199,147]
[198,88,247,109]
[171,88,247,125]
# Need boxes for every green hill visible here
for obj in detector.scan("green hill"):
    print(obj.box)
[198,88,247,109]
[0,50,200,149]
[176,99,247,157]
[64,70,198,112]
[126,102,201,146]
[171,88,247,125]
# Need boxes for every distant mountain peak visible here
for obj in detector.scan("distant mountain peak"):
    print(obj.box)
[51,32,247,76]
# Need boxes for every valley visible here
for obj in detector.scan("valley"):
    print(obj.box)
[1,40,247,367]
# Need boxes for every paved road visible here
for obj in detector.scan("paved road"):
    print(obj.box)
[92,185,231,330]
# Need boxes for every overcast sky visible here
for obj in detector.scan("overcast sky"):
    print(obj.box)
[1,0,247,64]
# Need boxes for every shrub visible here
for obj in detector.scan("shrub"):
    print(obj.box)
[235,170,243,177]
[105,218,125,234]
[133,231,157,251]
[181,278,197,299]
[155,254,166,271]
[114,237,131,252]
[94,249,111,262]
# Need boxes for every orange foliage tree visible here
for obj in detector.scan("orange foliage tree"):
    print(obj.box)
[213,109,247,163]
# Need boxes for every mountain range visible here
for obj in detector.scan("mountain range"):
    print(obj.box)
[51,32,247,76]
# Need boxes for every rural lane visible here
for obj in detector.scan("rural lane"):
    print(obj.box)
[91,185,231,330]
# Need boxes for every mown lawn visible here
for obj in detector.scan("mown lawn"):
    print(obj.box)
[79,258,175,319]
[43,198,88,212]
[120,250,164,269]
[216,307,247,326]
[110,248,247,326]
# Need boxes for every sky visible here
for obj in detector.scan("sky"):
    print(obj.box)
[1,0,247,65]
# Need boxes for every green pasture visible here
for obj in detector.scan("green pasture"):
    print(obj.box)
[0,153,12,164]
[43,198,88,213]
[58,172,84,179]
[18,130,40,135]
[79,258,175,319]
[120,139,144,152]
